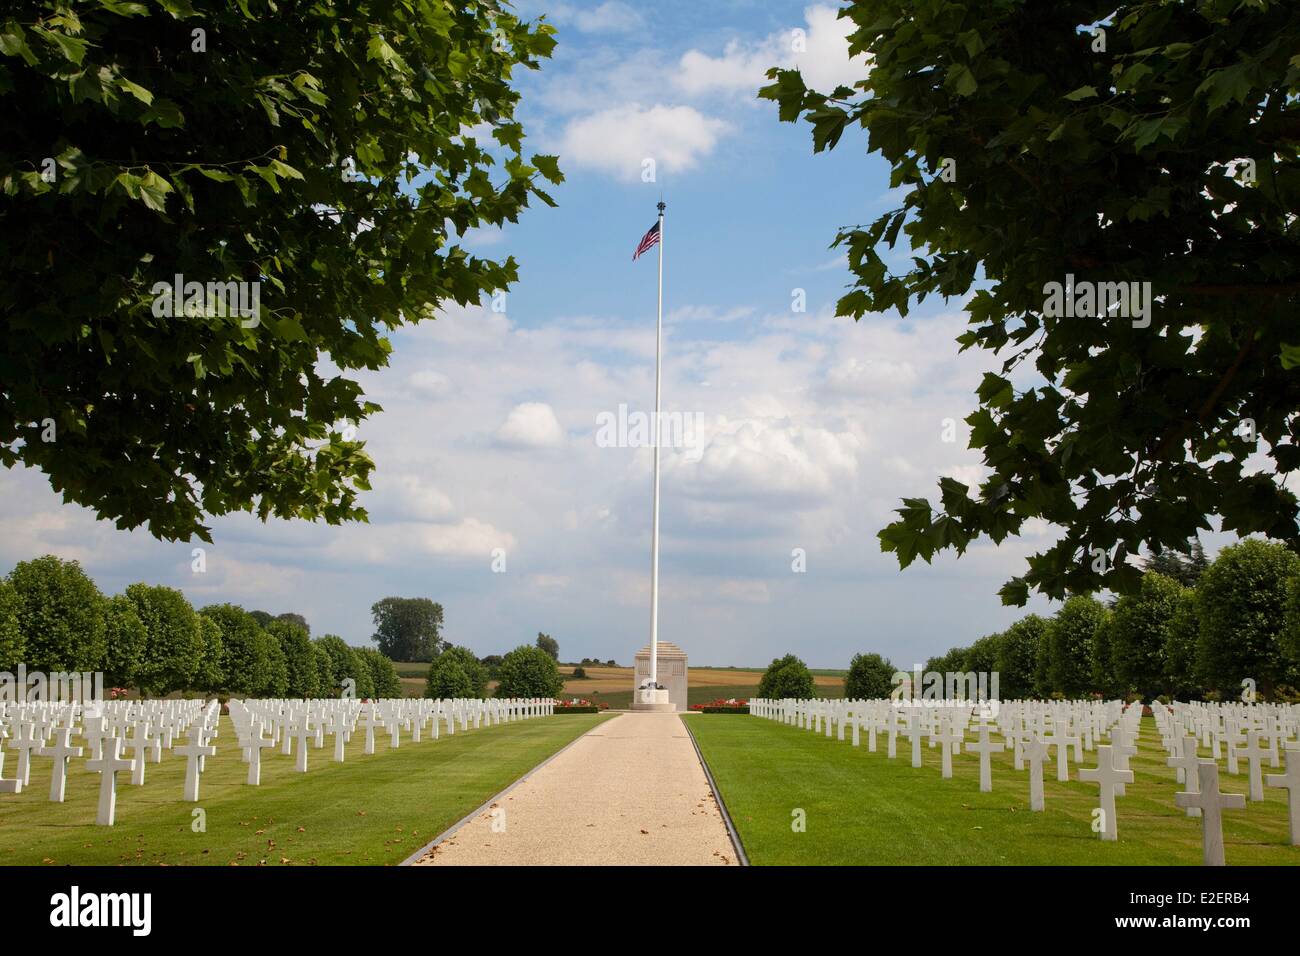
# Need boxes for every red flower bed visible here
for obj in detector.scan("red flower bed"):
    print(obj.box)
[690,698,749,713]
[554,698,609,713]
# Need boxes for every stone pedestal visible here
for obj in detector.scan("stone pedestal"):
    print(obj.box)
[632,641,687,712]
[632,687,674,713]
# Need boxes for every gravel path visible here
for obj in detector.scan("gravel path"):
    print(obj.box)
[413,712,735,866]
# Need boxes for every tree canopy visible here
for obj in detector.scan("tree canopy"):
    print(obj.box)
[370,596,443,661]
[762,0,1300,605]
[1,0,560,542]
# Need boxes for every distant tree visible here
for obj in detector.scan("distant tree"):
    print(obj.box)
[536,632,559,660]
[572,665,587,679]
[194,615,225,695]
[496,645,564,698]
[201,604,271,697]
[357,647,401,698]
[370,597,443,661]
[7,555,106,672]
[479,653,504,680]
[0,579,23,671]
[1045,596,1108,698]
[425,655,473,700]
[995,615,1047,700]
[1090,613,1122,699]
[275,612,310,636]
[1144,541,1211,588]
[1284,576,1300,670]
[963,633,1001,677]
[255,627,290,698]
[349,647,376,699]
[1196,539,1299,697]
[101,594,147,690]
[248,610,274,628]
[311,642,335,700]
[269,619,318,698]
[1110,573,1187,699]
[124,583,200,696]
[844,652,896,700]
[1164,590,1201,699]
[430,645,488,698]
[757,654,816,700]
[314,635,355,695]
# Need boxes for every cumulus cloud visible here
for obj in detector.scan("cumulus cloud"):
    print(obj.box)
[497,402,566,448]
[556,104,732,181]
[676,4,870,98]
[549,1,643,33]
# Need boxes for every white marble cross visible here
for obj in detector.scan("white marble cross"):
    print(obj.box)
[85,737,134,826]
[1024,735,1049,811]
[246,731,276,786]
[9,721,43,786]
[902,710,923,768]
[332,719,350,762]
[38,727,83,803]
[936,719,964,779]
[1265,748,1300,846]
[1054,725,1080,782]
[291,719,315,773]
[174,729,216,802]
[1239,731,1269,801]
[1175,760,1245,866]
[1167,735,1202,817]
[1077,744,1133,842]
[966,722,1004,793]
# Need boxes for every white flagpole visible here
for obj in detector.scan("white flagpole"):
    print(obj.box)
[649,201,665,688]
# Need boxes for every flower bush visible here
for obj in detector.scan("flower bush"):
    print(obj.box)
[690,698,749,714]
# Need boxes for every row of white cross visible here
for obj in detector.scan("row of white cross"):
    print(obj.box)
[750,697,1300,865]
[0,696,554,826]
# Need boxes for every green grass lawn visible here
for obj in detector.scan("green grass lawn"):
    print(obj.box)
[0,713,610,866]
[688,714,1300,866]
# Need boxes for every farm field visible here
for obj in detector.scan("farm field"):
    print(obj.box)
[395,662,846,706]
[687,714,1300,866]
[0,714,609,866]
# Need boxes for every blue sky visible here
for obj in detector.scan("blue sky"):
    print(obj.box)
[3,1,1085,668]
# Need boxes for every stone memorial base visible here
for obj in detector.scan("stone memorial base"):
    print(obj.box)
[632,688,675,713]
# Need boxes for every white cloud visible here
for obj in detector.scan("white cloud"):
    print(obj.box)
[557,104,732,181]
[550,1,643,33]
[496,402,566,448]
[676,4,869,98]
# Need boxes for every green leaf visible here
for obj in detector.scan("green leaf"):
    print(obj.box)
[0,20,39,66]
[136,171,172,212]
[1064,85,1097,101]
[947,63,978,97]
[33,26,89,65]
[139,99,185,128]
[116,76,153,105]
[269,159,304,181]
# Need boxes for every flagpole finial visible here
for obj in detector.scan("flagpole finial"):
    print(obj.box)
[657,200,665,214]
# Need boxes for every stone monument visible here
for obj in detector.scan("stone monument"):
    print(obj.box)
[632,641,687,712]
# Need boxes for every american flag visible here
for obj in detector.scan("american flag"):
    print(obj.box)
[632,220,660,261]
